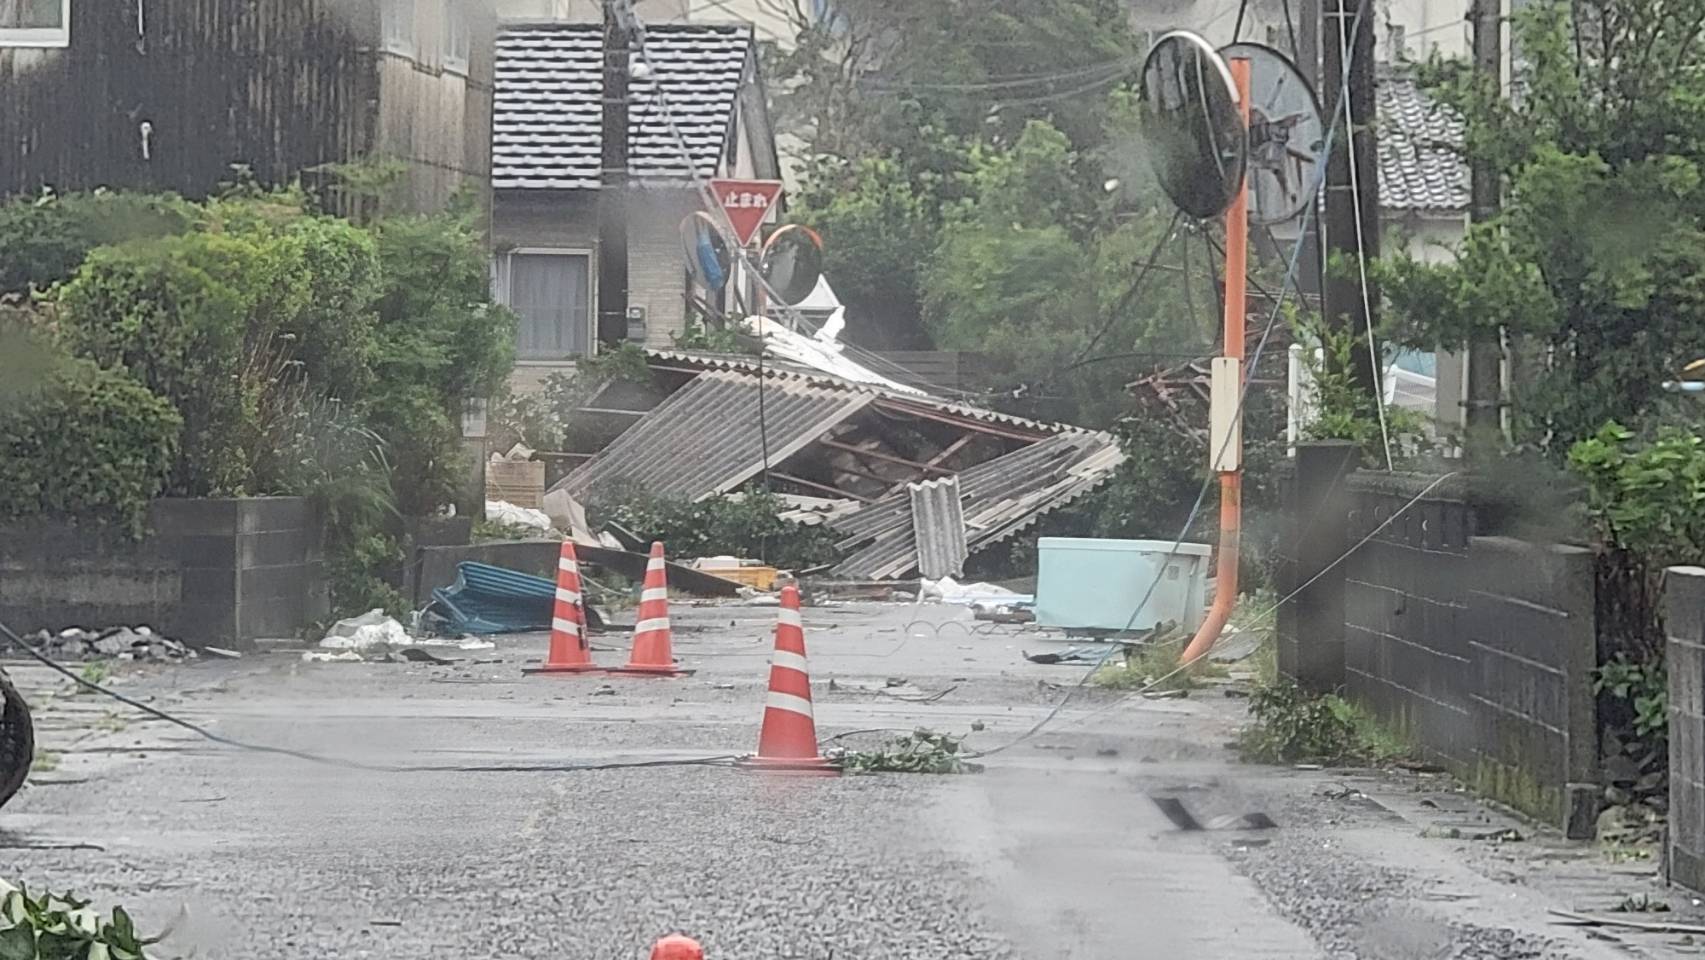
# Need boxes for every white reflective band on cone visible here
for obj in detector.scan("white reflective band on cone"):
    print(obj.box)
[634,618,671,636]
[765,691,813,716]
[551,617,581,636]
[640,587,669,604]
[777,608,803,629]
[555,588,581,604]
[770,650,809,673]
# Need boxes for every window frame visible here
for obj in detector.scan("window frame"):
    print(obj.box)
[381,0,415,56]
[0,0,71,48]
[503,247,598,362]
[441,0,469,74]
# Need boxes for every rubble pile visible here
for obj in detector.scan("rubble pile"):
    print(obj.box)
[12,626,196,662]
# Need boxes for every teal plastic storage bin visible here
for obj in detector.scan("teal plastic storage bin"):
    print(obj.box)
[1034,537,1213,634]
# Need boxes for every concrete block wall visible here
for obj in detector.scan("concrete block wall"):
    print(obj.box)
[1465,538,1600,838]
[1342,485,1478,771]
[1666,566,1705,890]
[0,498,326,649]
[1283,470,1602,838]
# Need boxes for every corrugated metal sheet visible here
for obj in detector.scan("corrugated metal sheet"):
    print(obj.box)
[908,478,967,580]
[830,433,1126,580]
[644,349,1078,435]
[555,371,874,502]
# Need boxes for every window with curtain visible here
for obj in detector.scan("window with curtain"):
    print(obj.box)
[0,0,69,47]
[507,252,593,360]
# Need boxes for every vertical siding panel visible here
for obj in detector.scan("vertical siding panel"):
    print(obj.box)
[1,0,366,198]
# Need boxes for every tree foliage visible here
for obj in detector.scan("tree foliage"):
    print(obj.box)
[0,349,181,536]
[3,184,515,615]
[770,0,1286,554]
[0,191,196,297]
[1381,0,1705,454]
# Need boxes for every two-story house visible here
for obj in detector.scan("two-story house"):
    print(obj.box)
[490,19,782,389]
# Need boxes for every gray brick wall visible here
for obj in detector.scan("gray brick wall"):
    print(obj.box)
[1343,485,1478,771]
[1466,538,1600,838]
[1666,566,1705,890]
[0,498,326,648]
[1282,471,1601,836]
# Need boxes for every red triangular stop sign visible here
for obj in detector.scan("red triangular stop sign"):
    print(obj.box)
[709,179,784,247]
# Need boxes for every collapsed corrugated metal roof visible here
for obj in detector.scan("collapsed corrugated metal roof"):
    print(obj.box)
[556,371,874,501]
[644,348,1075,435]
[553,352,1126,575]
[829,432,1125,580]
[908,477,968,580]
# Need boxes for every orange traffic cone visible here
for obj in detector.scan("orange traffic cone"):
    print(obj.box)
[737,584,838,773]
[523,540,601,675]
[650,935,703,960]
[607,542,692,676]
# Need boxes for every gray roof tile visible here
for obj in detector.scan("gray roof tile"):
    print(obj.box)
[1378,71,1470,214]
[494,22,752,190]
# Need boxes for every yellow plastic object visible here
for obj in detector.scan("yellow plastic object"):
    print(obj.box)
[712,565,779,591]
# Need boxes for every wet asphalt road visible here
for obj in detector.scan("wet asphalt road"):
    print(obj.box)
[0,601,1678,958]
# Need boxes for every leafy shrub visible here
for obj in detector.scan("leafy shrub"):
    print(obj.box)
[55,237,251,496]
[0,354,181,536]
[22,188,516,614]
[1296,317,1433,468]
[1566,421,1705,749]
[274,217,381,399]
[1598,655,1668,743]
[493,344,656,453]
[369,213,517,515]
[593,490,843,570]
[0,880,157,959]
[1237,680,1361,764]
[0,191,195,296]
[1569,422,1705,570]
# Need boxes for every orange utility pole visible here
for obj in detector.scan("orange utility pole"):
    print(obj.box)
[1181,55,1250,667]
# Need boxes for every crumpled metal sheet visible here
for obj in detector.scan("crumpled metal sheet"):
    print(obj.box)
[830,432,1125,580]
[555,371,874,502]
[908,477,967,580]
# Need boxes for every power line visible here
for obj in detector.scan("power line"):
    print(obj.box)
[1331,3,1395,470]
[856,56,1142,95]
[1,621,739,774]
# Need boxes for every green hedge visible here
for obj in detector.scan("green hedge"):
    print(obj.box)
[0,192,195,295]
[0,356,181,536]
[56,236,251,496]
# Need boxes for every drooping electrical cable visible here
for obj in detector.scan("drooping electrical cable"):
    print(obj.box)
[0,620,740,774]
[1332,4,1396,471]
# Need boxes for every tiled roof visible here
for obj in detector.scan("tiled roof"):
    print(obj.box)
[493,22,752,190]
[1378,71,1470,214]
